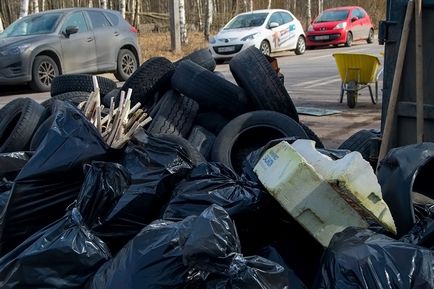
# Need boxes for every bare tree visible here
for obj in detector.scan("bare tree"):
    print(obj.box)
[250,0,253,11]
[318,0,323,15]
[100,0,107,9]
[179,0,188,44]
[32,0,39,13]
[204,0,212,40]
[89,0,93,8]
[0,13,3,32]
[267,0,272,9]
[42,0,46,11]
[306,0,312,25]
[19,0,29,18]
[120,0,125,18]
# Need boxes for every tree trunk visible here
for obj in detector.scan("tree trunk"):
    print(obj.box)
[318,0,323,15]
[250,0,253,11]
[100,0,107,9]
[19,0,29,18]
[134,0,140,27]
[120,0,125,18]
[204,0,212,41]
[307,0,312,26]
[267,0,272,9]
[32,0,39,13]
[293,0,296,14]
[42,0,46,11]
[197,0,203,30]
[0,13,4,32]
[179,0,188,44]
[243,0,247,12]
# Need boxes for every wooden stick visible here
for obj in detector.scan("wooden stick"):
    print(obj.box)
[96,105,102,133]
[415,0,424,143]
[377,0,414,170]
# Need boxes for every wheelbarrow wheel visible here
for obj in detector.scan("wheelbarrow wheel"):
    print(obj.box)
[347,90,357,108]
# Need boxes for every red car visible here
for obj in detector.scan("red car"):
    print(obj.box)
[306,6,374,48]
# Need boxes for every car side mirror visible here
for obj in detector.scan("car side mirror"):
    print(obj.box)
[351,16,358,22]
[269,22,279,29]
[64,25,78,37]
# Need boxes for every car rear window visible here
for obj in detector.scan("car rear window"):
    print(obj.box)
[87,10,112,28]
[105,11,120,26]
[315,10,349,23]
[225,13,268,29]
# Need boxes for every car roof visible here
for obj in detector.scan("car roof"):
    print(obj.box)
[237,9,292,16]
[323,6,359,12]
[25,7,120,15]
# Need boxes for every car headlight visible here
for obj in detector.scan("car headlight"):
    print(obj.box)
[334,22,347,30]
[209,36,216,44]
[0,44,31,56]
[307,24,314,32]
[241,33,258,41]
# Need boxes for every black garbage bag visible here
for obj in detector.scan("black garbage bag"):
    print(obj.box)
[313,227,434,289]
[0,101,109,256]
[91,129,194,253]
[400,217,434,249]
[256,246,307,289]
[0,151,33,180]
[86,205,289,289]
[163,162,287,254]
[377,142,434,237]
[0,162,129,289]
[0,180,11,216]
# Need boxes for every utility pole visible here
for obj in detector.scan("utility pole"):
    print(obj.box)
[169,0,181,52]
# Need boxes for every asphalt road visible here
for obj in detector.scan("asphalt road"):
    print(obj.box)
[0,39,384,149]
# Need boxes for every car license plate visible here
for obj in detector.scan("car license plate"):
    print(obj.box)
[315,35,330,40]
[218,46,235,53]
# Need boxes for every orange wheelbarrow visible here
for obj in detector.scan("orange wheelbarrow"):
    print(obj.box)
[333,53,381,108]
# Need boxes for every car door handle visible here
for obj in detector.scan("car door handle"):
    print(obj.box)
[87,37,94,42]
[114,32,120,36]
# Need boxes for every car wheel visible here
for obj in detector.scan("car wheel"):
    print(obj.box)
[295,36,306,55]
[114,49,138,81]
[259,40,271,56]
[367,28,374,44]
[30,55,59,92]
[345,32,353,47]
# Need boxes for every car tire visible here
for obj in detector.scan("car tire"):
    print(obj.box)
[101,88,121,108]
[345,31,353,47]
[229,46,299,122]
[171,60,249,117]
[30,55,59,92]
[195,112,230,135]
[175,48,216,72]
[119,56,174,110]
[187,125,216,160]
[50,74,117,97]
[155,133,206,166]
[114,49,138,81]
[211,110,308,174]
[147,90,199,138]
[367,28,374,44]
[42,91,90,108]
[259,40,271,56]
[295,36,306,55]
[299,122,324,148]
[338,129,381,166]
[0,98,45,153]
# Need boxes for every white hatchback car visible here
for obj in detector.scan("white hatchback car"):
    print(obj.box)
[209,9,306,63]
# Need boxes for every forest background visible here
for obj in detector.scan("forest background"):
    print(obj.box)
[0,0,386,60]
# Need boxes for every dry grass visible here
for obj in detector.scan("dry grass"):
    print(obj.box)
[138,31,210,62]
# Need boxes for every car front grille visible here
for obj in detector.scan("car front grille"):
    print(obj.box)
[213,44,243,55]
[308,34,341,42]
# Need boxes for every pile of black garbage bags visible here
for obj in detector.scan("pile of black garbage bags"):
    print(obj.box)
[0,100,434,289]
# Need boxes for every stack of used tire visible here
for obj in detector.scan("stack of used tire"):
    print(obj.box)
[0,47,324,175]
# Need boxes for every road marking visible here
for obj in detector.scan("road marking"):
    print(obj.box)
[305,77,341,89]
[307,47,372,61]
[293,75,338,87]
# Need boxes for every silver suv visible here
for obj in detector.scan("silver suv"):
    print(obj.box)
[0,8,141,91]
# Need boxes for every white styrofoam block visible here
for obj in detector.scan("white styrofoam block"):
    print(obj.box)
[253,141,396,247]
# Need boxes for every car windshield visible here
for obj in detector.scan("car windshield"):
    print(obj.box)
[0,13,62,38]
[315,10,349,23]
[224,13,268,29]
